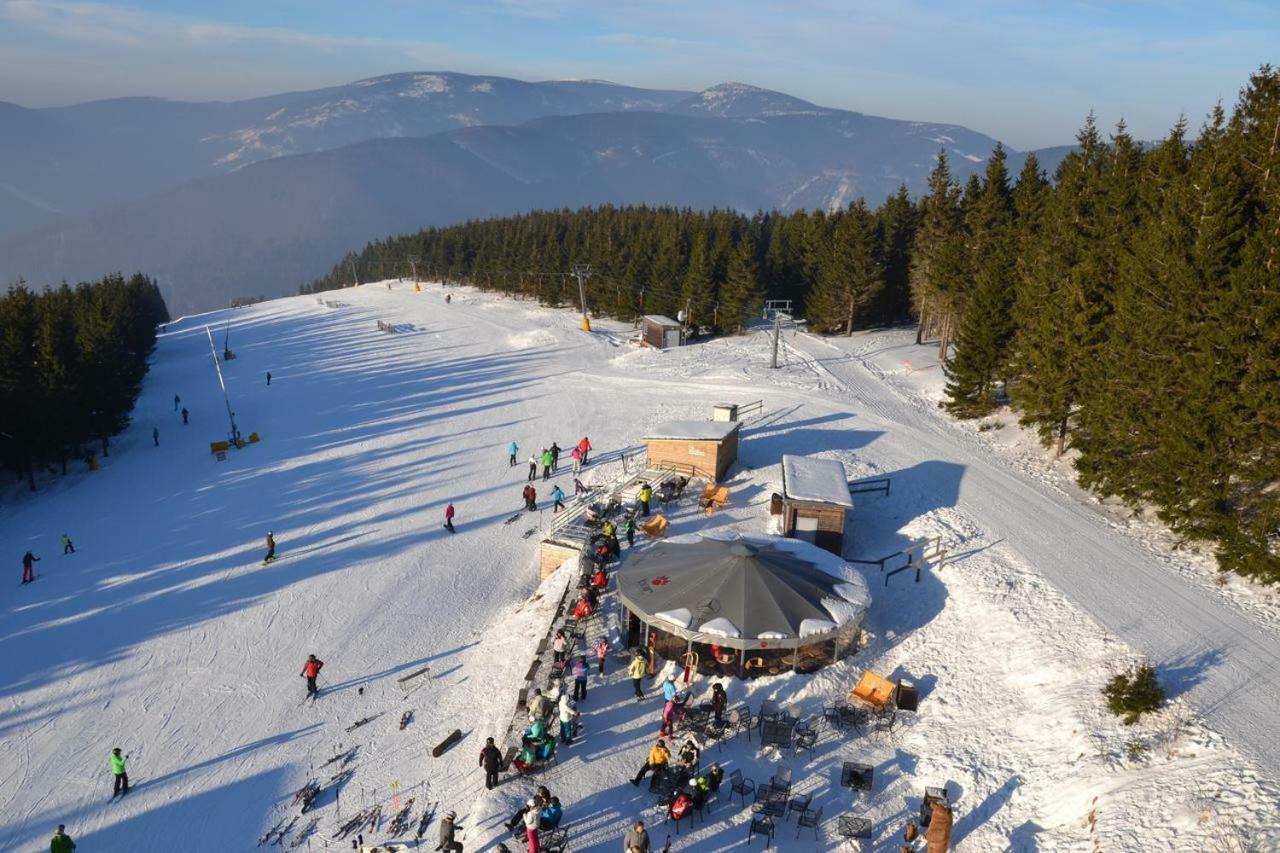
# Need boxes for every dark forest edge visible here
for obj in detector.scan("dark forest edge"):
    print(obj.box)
[308,66,1279,583]
[0,273,170,491]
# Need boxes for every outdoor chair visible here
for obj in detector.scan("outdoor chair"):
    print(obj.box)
[747,814,775,847]
[771,765,793,796]
[872,710,897,739]
[794,726,818,759]
[759,698,780,724]
[728,707,754,741]
[836,815,872,847]
[730,768,756,806]
[795,804,823,840]
[786,791,813,821]
[541,828,569,853]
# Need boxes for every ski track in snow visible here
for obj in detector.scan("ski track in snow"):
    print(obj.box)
[0,284,1275,851]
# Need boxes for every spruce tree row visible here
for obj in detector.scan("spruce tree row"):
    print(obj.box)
[923,67,1280,583]
[304,200,919,334]
[0,273,169,490]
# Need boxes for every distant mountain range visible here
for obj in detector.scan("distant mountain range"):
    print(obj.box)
[0,72,1069,314]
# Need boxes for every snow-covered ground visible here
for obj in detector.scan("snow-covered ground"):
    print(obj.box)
[0,282,1275,851]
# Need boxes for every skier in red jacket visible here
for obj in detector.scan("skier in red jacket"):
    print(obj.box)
[444,503,456,533]
[300,654,324,698]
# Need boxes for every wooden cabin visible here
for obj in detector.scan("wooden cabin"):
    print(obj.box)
[644,419,740,482]
[781,454,853,555]
[641,315,683,349]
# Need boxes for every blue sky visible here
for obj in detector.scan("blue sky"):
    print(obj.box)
[0,0,1275,148]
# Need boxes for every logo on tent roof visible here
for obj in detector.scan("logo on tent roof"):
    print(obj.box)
[650,576,670,586]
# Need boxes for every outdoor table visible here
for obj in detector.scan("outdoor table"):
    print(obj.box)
[837,815,872,840]
[840,761,874,791]
[752,785,787,818]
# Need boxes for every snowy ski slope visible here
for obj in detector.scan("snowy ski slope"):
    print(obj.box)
[0,282,1275,851]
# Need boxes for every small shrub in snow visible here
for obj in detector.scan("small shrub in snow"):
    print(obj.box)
[1103,664,1166,725]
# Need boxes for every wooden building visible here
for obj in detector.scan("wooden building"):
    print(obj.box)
[640,315,683,349]
[644,419,740,482]
[780,454,853,555]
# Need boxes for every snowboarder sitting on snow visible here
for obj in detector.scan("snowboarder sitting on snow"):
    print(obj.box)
[51,824,76,852]
[630,739,670,787]
[300,654,323,697]
[110,748,129,797]
[21,550,39,584]
[539,797,564,830]
[62,534,75,555]
[263,532,276,564]
[437,811,462,853]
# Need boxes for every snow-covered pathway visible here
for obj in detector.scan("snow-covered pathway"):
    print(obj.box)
[785,331,1280,780]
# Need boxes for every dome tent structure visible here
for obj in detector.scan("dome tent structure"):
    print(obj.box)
[616,531,871,677]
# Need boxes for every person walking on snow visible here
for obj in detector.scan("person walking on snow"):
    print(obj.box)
[110,748,129,797]
[550,485,565,513]
[628,653,647,700]
[61,534,75,554]
[624,820,650,853]
[541,448,553,481]
[638,483,653,518]
[509,441,519,468]
[661,674,678,703]
[181,407,189,425]
[577,437,592,466]
[523,484,537,512]
[50,824,76,853]
[266,371,272,386]
[263,532,276,564]
[152,427,160,447]
[173,394,180,412]
[569,447,582,474]
[550,442,561,472]
[21,550,39,584]
[527,453,539,482]
[624,515,636,548]
[479,737,503,790]
[557,692,577,744]
[444,503,456,533]
[594,637,608,675]
[300,654,324,697]
[572,656,589,701]
[552,630,568,664]
[437,811,462,853]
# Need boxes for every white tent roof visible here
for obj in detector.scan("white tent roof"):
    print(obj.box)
[782,454,854,508]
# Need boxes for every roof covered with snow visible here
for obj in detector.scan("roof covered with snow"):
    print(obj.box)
[782,454,854,507]
[642,315,681,327]
[645,419,740,441]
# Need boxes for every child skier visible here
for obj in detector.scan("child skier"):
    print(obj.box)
[444,503,456,533]
[62,534,75,554]
[594,637,609,674]
[110,748,129,797]
[509,441,519,467]
[263,532,276,564]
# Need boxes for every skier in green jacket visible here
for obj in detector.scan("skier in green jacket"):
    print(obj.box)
[541,448,553,481]
[110,748,128,797]
[51,825,76,853]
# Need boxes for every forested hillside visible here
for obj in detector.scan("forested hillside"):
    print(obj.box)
[310,66,1279,582]
[0,274,169,489]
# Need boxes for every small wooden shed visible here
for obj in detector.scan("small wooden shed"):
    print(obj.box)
[645,419,740,482]
[781,454,853,555]
[641,315,683,349]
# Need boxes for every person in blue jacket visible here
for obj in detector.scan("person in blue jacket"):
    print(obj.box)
[550,485,566,513]
[539,797,563,830]
[508,441,519,467]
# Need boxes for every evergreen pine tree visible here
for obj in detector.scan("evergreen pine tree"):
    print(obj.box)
[804,201,884,334]
[718,233,763,333]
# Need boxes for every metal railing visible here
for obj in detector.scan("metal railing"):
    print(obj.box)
[848,536,947,586]
[848,477,892,498]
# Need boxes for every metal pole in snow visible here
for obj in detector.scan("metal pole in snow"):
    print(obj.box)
[573,264,592,332]
[771,313,782,369]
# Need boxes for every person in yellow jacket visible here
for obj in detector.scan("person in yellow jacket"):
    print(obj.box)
[627,653,647,700]
[630,739,670,787]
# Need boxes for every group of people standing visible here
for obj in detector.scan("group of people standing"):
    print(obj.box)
[511,436,593,511]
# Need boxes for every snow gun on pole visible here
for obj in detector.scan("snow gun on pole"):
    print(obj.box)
[573,263,592,332]
[206,326,241,445]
